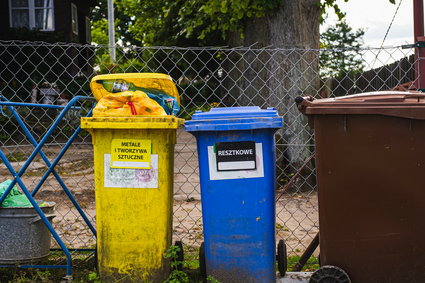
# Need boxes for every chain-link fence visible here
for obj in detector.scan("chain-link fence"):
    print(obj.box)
[0,40,418,265]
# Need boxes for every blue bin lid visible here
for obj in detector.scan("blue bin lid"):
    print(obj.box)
[184,106,283,132]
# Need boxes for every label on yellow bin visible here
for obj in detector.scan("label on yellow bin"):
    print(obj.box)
[111,139,151,169]
[104,154,159,188]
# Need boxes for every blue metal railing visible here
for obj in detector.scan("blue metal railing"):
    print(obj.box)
[0,96,96,278]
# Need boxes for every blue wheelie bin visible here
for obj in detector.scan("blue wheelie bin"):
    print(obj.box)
[185,106,283,282]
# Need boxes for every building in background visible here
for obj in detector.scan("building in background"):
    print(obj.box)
[0,0,96,44]
[0,0,98,101]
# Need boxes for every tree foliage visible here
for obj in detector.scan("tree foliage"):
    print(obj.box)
[91,0,357,47]
[320,20,365,78]
[91,0,140,46]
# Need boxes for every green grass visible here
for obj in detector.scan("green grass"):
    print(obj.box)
[0,252,320,282]
[0,253,98,283]
[287,255,320,272]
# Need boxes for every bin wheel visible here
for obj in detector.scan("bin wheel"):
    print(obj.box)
[199,242,206,278]
[277,239,287,277]
[174,241,184,271]
[309,265,351,283]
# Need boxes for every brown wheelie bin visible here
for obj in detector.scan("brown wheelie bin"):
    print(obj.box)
[296,91,425,283]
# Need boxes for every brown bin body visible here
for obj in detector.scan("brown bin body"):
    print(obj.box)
[297,91,425,283]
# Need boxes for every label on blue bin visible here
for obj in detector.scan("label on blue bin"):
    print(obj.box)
[208,143,264,180]
[215,141,256,171]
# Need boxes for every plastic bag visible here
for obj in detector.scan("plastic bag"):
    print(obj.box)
[142,87,180,116]
[93,91,167,117]
[99,79,180,115]
[0,180,32,207]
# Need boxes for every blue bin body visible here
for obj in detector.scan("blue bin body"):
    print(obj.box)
[185,107,283,282]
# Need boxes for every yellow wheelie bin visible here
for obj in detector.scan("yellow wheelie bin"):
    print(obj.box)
[81,73,183,282]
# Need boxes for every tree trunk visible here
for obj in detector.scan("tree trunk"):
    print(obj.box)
[224,0,320,190]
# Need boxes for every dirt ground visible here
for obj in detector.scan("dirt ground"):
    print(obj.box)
[0,129,319,257]
[40,193,319,258]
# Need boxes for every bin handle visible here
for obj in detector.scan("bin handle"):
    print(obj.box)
[295,96,314,113]
[29,213,56,224]
[403,93,425,100]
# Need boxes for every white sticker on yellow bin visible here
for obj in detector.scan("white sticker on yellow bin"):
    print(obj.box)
[110,139,151,169]
[104,154,158,188]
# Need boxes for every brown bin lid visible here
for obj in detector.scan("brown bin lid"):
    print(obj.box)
[297,91,425,119]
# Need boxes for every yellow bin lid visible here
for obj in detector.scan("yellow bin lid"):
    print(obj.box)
[90,73,180,104]
[81,116,184,130]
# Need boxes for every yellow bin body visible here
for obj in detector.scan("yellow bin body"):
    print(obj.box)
[81,116,182,282]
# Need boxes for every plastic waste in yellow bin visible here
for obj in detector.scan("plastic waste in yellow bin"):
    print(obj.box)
[93,91,168,117]
[91,73,180,116]
[81,73,183,282]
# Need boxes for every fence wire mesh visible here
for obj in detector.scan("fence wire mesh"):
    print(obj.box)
[0,40,418,264]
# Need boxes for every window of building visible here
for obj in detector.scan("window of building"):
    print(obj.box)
[85,17,91,43]
[9,0,55,31]
[71,3,78,35]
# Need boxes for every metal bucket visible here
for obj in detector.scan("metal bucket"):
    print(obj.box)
[0,202,55,264]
